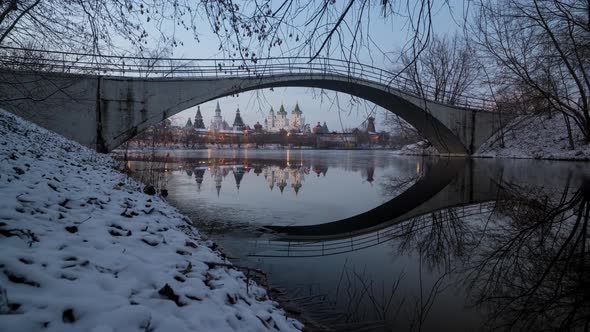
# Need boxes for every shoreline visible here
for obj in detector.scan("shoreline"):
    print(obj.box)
[116,145,590,162]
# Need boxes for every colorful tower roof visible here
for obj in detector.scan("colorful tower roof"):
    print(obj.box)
[194,105,205,129]
[292,102,302,115]
[232,107,245,129]
[277,103,287,115]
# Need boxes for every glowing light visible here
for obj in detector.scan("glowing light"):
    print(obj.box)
[416,162,421,175]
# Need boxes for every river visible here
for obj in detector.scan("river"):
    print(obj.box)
[119,149,590,331]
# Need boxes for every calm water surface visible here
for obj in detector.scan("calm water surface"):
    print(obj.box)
[122,149,590,331]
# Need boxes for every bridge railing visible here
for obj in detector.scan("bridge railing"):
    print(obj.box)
[0,46,496,111]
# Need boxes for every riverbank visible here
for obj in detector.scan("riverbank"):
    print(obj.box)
[120,142,394,152]
[0,110,303,332]
[475,113,590,160]
[392,114,590,160]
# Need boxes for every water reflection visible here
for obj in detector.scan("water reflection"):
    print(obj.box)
[120,150,590,331]
[254,159,589,331]
[466,178,590,330]
[122,150,409,228]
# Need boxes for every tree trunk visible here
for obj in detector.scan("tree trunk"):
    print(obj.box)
[563,113,575,150]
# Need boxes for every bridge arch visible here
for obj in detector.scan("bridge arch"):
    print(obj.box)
[99,73,501,154]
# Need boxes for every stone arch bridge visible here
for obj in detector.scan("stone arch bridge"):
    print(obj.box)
[0,48,502,154]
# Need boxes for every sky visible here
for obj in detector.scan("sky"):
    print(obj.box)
[159,1,466,132]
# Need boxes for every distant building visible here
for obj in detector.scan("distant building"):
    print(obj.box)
[210,101,225,131]
[194,106,205,129]
[367,116,376,133]
[313,122,323,134]
[302,123,311,134]
[275,104,289,131]
[265,107,275,130]
[265,103,306,132]
[185,118,193,127]
[289,103,305,131]
[315,132,358,147]
[232,107,245,131]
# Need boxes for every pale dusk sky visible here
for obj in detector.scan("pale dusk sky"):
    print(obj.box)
[161,1,464,132]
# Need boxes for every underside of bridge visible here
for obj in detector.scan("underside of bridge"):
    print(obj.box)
[0,70,502,154]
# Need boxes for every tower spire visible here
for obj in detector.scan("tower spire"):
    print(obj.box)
[232,106,245,131]
[194,105,205,129]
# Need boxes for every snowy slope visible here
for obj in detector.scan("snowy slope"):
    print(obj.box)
[390,114,590,159]
[476,114,590,160]
[0,110,303,332]
[390,140,440,156]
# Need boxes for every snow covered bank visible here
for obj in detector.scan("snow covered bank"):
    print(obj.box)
[0,110,303,332]
[390,140,440,156]
[475,114,590,160]
[389,114,590,160]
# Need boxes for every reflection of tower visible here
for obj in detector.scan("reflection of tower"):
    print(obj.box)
[212,166,223,196]
[366,167,374,183]
[253,166,262,176]
[276,168,288,194]
[233,167,245,191]
[194,168,205,191]
[313,165,328,177]
[264,167,276,191]
[290,167,304,195]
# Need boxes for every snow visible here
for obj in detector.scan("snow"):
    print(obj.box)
[475,113,590,160]
[0,109,303,332]
[390,140,440,156]
[390,113,590,160]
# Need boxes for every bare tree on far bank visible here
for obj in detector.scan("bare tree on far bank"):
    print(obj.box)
[383,33,481,149]
[398,33,481,106]
[473,0,590,144]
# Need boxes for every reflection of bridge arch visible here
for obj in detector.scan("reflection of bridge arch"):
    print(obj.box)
[0,48,503,154]
[261,158,509,243]
[250,202,497,258]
